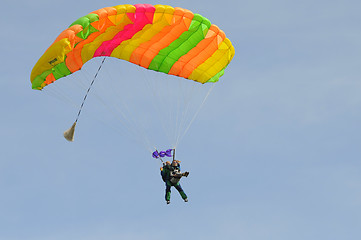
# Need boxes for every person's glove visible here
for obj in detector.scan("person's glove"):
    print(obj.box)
[183,171,189,177]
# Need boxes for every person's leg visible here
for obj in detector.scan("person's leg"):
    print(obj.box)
[165,181,172,201]
[174,183,187,200]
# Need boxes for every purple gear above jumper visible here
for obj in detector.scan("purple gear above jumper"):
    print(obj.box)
[153,149,173,158]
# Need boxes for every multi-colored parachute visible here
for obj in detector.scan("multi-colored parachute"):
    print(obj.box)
[31,4,235,148]
[30,4,235,90]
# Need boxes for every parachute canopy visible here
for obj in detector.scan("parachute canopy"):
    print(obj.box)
[31,4,235,90]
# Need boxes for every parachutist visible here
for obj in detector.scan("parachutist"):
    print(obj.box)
[160,160,189,204]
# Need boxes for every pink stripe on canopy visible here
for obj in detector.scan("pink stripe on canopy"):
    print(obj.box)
[94,4,155,57]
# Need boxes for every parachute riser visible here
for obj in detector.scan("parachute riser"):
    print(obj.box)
[63,57,106,142]
[75,57,106,123]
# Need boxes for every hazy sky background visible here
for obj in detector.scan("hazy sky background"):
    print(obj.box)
[1,0,361,239]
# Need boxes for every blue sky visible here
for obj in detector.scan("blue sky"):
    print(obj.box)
[1,0,361,239]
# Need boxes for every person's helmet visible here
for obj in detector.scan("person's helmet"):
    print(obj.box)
[171,160,180,166]
[165,161,171,165]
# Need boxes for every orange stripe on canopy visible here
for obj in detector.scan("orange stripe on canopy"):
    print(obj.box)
[129,8,193,68]
[52,25,83,50]
[90,7,118,31]
[65,9,117,73]
[169,25,225,79]
[44,73,56,86]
